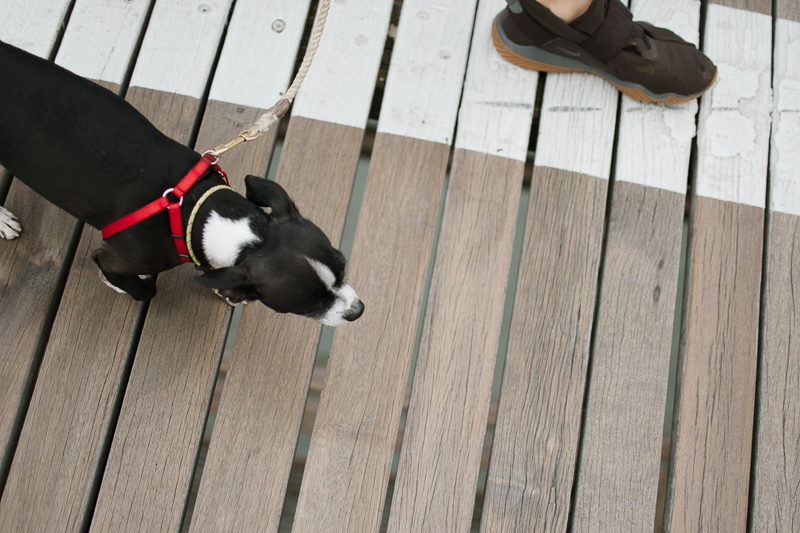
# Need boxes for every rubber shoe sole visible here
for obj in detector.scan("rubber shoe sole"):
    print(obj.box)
[491,14,716,104]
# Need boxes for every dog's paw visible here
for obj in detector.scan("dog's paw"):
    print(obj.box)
[213,289,248,307]
[0,207,21,239]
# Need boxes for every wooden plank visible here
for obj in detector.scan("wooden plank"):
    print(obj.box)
[750,11,800,532]
[481,33,618,529]
[572,184,684,531]
[480,167,607,533]
[0,0,81,494]
[385,0,536,529]
[0,2,151,529]
[386,151,524,533]
[89,2,234,531]
[569,0,698,529]
[290,1,478,530]
[291,134,450,533]
[0,0,72,58]
[186,118,364,533]
[664,2,771,532]
[291,0,393,128]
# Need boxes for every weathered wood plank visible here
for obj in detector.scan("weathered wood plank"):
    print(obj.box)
[291,1,478,529]
[480,167,607,533]
[89,2,233,531]
[0,0,82,495]
[290,134,449,533]
[384,0,536,529]
[481,33,618,530]
[386,151,524,533]
[187,117,364,533]
[750,11,800,532]
[569,0,698,529]
[664,3,771,531]
[572,184,684,531]
[0,2,150,528]
[292,0,393,128]
[665,199,764,533]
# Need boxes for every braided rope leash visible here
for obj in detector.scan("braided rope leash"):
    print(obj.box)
[206,0,332,159]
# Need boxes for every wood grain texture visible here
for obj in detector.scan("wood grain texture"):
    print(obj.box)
[187,118,364,533]
[0,228,142,532]
[751,211,800,532]
[572,183,684,531]
[386,150,524,533]
[0,183,77,489]
[481,168,607,533]
[89,89,226,533]
[664,197,763,533]
[778,0,800,22]
[710,0,771,16]
[291,134,449,533]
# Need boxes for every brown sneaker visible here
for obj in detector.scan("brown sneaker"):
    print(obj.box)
[492,0,717,104]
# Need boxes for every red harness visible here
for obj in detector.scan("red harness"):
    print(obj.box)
[101,154,229,263]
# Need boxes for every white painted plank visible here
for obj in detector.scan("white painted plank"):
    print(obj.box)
[0,0,72,57]
[770,18,800,217]
[209,0,311,109]
[292,0,393,129]
[454,0,539,162]
[695,4,772,208]
[534,72,618,179]
[615,0,700,194]
[56,0,151,85]
[377,0,478,145]
[129,0,233,99]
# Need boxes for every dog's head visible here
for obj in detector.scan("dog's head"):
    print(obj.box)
[194,176,364,326]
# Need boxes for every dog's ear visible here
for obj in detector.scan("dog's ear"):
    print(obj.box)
[244,175,299,220]
[193,266,261,305]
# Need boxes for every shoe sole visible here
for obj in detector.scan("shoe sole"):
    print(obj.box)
[491,15,716,105]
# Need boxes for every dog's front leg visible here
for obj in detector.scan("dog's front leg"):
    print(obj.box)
[92,247,157,301]
[0,206,21,239]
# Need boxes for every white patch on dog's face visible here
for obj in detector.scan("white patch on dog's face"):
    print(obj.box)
[306,257,361,327]
[202,211,261,269]
[0,206,21,239]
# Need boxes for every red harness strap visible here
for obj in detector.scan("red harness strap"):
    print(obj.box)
[101,154,229,263]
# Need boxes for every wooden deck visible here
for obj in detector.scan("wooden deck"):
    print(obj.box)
[0,0,797,531]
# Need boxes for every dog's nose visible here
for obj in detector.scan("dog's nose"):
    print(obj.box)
[343,299,365,322]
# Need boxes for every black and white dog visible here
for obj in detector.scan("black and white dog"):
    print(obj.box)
[0,40,363,326]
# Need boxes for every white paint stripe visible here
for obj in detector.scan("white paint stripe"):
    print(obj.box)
[129,0,233,99]
[377,0,478,145]
[615,0,700,195]
[454,0,539,162]
[209,0,311,109]
[534,72,619,179]
[0,0,72,57]
[695,4,772,208]
[292,0,394,129]
[770,18,800,217]
[55,0,150,85]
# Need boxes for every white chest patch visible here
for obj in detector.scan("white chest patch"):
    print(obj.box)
[202,211,261,269]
